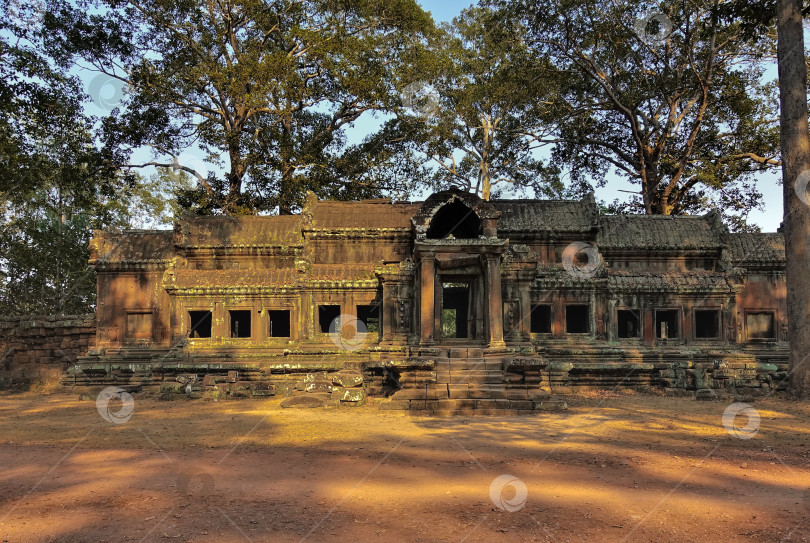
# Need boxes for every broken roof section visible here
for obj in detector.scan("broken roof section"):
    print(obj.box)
[177,215,303,248]
[724,233,786,264]
[91,192,785,267]
[305,198,421,230]
[492,199,599,233]
[607,271,736,293]
[598,214,724,251]
[89,230,174,264]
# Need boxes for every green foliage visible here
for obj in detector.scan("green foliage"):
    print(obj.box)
[441,308,457,338]
[492,0,781,228]
[372,6,569,201]
[47,0,438,214]
[120,169,195,228]
[0,1,182,315]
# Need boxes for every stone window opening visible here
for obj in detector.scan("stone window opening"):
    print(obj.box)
[188,310,212,338]
[268,310,291,338]
[356,304,380,335]
[318,305,341,334]
[694,309,721,339]
[426,201,482,239]
[530,305,552,334]
[655,309,680,339]
[229,310,251,338]
[746,311,776,340]
[126,312,153,341]
[617,309,641,338]
[565,304,589,334]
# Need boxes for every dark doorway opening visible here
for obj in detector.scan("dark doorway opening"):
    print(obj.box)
[268,310,291,338]
[694,309,720,339]
[427,201,482,239]
[319,305,341,333]
[656,309,680,339]
[531,305,552,334]
[565,304,589,334]
[441,283,470,338]
[617,309,641,338]
[189,310,212,338]
[229,310,251,338]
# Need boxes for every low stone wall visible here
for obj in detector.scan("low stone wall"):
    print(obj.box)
[0,315,96,390]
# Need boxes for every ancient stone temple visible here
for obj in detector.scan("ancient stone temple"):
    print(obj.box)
[71,189,788,413]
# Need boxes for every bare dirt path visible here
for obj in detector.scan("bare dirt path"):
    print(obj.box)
[0,391,809,542]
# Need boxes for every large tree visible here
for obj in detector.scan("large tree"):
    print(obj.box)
[776,0,810,397]
[495,0,780,228]
[0,1,176,315]
[375,6,565,201]
[47,0,436,214]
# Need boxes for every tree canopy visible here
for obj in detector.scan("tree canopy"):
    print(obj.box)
[47,0,438,214]
[372,6,567,201]
[492,0,781,229]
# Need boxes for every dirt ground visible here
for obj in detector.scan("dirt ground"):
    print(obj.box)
[0,390,809,543]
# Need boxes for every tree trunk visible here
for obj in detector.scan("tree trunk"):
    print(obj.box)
[777,0,810,398]
[480,115,493,201]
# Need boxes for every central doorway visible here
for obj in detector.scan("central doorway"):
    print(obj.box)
[441,282,470,339]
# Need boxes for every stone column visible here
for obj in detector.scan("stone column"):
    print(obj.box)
[519,282,532,341]
[381,281,394,343]
[419,254,435,345]
[434,269,442,339]
[485,254,506,347]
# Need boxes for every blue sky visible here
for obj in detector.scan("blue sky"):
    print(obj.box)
[417,0,475,23]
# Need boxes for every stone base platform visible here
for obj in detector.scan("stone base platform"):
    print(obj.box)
[61,343,789,413]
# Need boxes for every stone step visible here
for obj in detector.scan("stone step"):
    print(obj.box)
[445,370,503,384]
[447,384,509,399]
[411,409,535,417]
[393,387,449,400]
[436,358,501,371]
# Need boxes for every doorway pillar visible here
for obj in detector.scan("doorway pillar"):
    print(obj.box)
[419,253,436,345]
[485,254,506,347]
[519,281,532,341]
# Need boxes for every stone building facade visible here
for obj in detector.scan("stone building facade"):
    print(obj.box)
[73,189,788,412]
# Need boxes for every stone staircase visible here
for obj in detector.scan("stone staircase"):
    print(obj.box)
[390,347,567,416]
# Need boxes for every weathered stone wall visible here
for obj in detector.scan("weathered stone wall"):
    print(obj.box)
[0,315,95,389]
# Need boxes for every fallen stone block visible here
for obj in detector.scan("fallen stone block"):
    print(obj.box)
[534,399,568,411]
[332,371,364,388]
[695,389,717,401]
[340,388,365,402]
